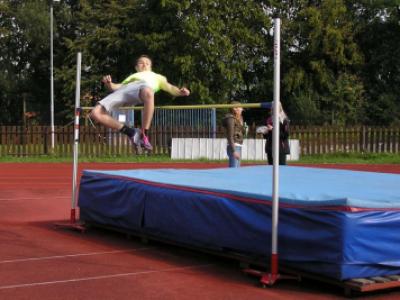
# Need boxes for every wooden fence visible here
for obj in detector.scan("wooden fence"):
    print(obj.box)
[290,126,400,155]
[1,125,399,157]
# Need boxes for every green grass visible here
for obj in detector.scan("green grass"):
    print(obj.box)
[291,152,400,164]
[0,152,400,164]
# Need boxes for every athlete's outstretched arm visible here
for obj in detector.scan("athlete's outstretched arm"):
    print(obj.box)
[160,80,190,97]
[102,75,123,91]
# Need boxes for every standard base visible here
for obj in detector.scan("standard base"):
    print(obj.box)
[54,221,86,233]
[243,268,301,287]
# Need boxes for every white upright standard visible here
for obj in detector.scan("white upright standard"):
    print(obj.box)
[249,17,284,287]
[55,52,83,231]
[269,17,281,285]
[71,52,82,223]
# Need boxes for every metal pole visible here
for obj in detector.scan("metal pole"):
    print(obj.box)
[270,17,281,281]
[23,94,27,127]
[50,2,55,150]
[71,52,82,223]
[211,108,216,138]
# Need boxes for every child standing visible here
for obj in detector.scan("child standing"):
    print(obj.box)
[223,101,245,168]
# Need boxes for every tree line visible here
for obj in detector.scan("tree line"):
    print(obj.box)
[0,0,399,127]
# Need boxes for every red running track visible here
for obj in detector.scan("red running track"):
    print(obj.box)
[1,162,400,300]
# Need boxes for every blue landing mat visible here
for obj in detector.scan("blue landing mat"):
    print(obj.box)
[78,165,400,280]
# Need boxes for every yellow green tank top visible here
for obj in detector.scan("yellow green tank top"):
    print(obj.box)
[121,71,167,93]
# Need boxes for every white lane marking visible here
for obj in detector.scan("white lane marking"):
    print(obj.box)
[0,196,69,201]
[0,183,69,185]
[0,248,153,264]
[0,263,214,290]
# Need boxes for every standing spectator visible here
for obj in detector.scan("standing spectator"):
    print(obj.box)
[223,101,244,168]
[263,102,290,165]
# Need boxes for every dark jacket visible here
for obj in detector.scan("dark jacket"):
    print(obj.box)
[264,117,290,163]
[223,113,244,151]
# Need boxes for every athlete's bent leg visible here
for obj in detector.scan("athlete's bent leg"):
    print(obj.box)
[90,104,123,131]
[140,87,155,131]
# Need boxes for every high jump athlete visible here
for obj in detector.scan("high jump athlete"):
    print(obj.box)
[90,55,190,151]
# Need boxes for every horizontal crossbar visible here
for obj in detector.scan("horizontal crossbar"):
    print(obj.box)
[81,102,271,111]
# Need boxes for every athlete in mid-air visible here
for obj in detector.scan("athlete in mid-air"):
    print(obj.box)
[90,55,190,151]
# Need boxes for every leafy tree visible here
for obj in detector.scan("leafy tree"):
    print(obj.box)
[351,0,400,125]
[1,0,399,127]
[278,0,365,125]
[0,0,50,125]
